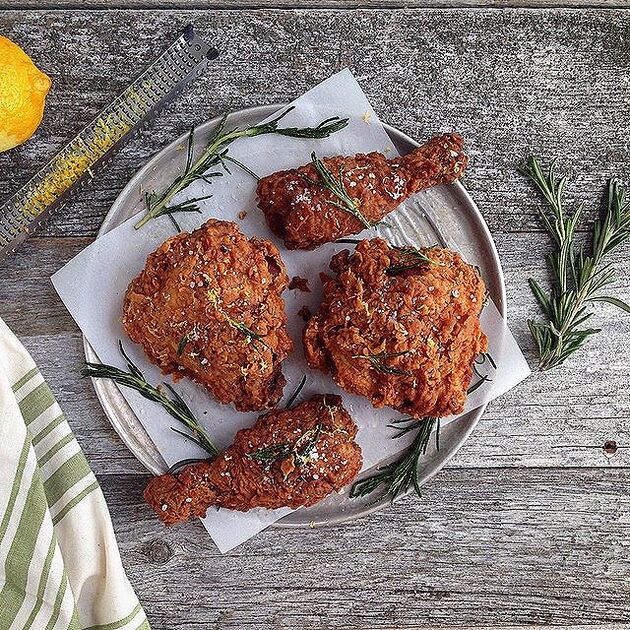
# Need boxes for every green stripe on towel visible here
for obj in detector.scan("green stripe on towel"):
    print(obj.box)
[19,381,56,425]
[38,433,74,468]
[0,434,31,546]
[12,367,39,393]
[52,481,99,526]
[22,534,58,630]
[0,471,49,628]
[43,452,92,508]
[32,414,65,447]
[43,567,70,630]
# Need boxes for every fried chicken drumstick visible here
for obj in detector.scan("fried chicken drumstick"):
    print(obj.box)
[256,133,467,250]
[144,395,362,524]
[123,219,293,412]
[303,240,488,418]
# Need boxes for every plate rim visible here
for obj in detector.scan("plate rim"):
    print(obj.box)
[84,103,506,528]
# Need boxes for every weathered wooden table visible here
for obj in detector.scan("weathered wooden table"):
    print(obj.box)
[2,3,630,628]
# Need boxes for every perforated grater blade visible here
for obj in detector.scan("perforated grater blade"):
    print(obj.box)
[0,25,218,262]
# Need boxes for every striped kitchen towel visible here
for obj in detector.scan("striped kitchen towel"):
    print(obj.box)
[0,317,149,630]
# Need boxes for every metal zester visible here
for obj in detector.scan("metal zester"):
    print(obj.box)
[0,25,218,262]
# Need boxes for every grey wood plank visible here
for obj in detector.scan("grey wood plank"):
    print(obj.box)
[0,8,629,237]
[5,1,630,9]
[102,468,630,628]
[3,234,630,470]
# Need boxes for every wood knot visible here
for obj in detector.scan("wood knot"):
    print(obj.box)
[603,440,618,458]
[145,538,174,565]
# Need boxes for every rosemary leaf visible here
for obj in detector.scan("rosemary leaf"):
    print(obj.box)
[177,331,194,356]
[247,423,323,467]
[467,374,490,395]
[219,154,260,180]
[273,114,349,139]
[521,157,630,370]
[284,375,307,409]
[224,314,269,351]
[247,443,290,463]
[589,295,630,313]
[169,426,211,453]
[309,152,376,229]
[386,245,441,275]
[167,458,206,475]
[387,416,426,439]
[467,352,495,394]
[352,350,413,376]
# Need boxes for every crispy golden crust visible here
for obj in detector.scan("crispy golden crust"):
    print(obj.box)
[144,395,363,524]
[256,134,467,250]
[303,240,488,418]
[122,219,293,412]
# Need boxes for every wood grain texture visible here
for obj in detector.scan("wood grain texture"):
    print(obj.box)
[103,469,630,628]
[4,1,630,9]
[1,9,630,237]
[2,6,630,628]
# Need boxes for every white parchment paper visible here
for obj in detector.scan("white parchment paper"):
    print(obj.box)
[52,69,530,552]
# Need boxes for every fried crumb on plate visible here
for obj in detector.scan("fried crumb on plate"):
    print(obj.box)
[289,276,311,292]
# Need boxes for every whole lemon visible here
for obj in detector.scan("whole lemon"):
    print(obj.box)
[0,36,51,152]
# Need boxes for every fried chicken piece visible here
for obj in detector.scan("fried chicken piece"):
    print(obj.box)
[144,395,362,524]
[303,240,488,418]
[122,219,293,412]
[256,133,467,250]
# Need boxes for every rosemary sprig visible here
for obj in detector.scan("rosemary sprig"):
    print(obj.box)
[386,245,440,275]
[350,417,439,501]
[350,348,494,502]
[206,289,269,351]
[247,443,290,463]
[248,423,323,467]
[309,152,375,229]
[81,340,218,457]
[352,350,413,376]
[521,157,630,370]
[224,314,269,351]
[134,108,348,229]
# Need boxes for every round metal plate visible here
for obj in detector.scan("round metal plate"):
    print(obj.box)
[85,104,506,528]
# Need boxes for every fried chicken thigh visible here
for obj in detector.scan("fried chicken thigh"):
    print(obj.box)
[144,395,363,524]
[123,219,293,412]
[303,240,488,418]
[256,133,467,250]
